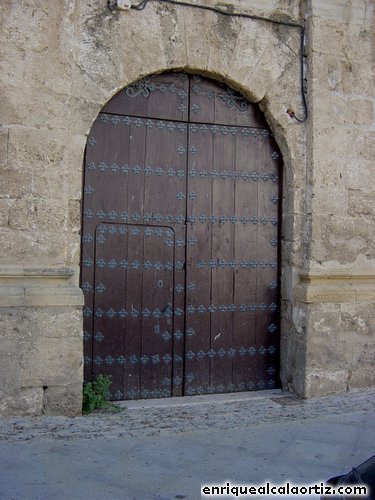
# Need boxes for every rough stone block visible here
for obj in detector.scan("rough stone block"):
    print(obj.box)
[348,190,375,218]
[304,370,348,398]
[341,300,375,329]
[3,127,85,200]
[217,20,264,91]
[68,200,81,234]
[19,335,82,387]
[7,198,68,232]
[312,126,361,160]
[0,388,44,417]
[350,60,375,97]
[345,159,374,191]
[244,26,300,102]
[43,384,82,417]
[0,85,74,131]
[355,132,375,162]
[279,318,307,395]
[0,200,10,227]
[311,215,375,264]
[205,14,243,81]
[314,93,374,127]
[0,305,83,417]
[0,127,9,167]
[312,1,374,27]
[180,7,213,71]
[0,227,67,266]
[312,186,348,216]
[296,299,375,397]
[67,234,82,268]
[0,165,31,199]
[212,0,301,20]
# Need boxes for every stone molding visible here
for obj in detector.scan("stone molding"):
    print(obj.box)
[295,270,375,303]
[0,267,84,308]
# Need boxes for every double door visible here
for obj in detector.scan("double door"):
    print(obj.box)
[81,73,281,399]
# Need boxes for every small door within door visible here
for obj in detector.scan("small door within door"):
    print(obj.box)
[92,223,175,399]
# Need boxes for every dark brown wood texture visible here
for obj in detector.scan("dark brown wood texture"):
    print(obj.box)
[82,73,281,399]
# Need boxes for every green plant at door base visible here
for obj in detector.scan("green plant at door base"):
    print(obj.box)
[82,374,120,414]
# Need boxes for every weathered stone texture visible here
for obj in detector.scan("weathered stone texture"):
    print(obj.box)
[0,0,374,415]
[303,301,375,397]
[309,2,375,269]
[0,306,83,416]
[0,388,44,418]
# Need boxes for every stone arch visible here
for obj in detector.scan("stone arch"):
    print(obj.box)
[78,14,307,386]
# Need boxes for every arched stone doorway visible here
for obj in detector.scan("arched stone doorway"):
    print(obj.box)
[81,72,282,400]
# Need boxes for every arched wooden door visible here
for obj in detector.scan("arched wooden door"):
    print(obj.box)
[81,73,281,400]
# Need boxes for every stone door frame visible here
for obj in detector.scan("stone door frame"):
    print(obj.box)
[80,59,306,399]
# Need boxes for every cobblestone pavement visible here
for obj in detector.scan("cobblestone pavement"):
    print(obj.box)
[1,388,374,442]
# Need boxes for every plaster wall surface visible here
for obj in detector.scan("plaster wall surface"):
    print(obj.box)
[0,0,373,415]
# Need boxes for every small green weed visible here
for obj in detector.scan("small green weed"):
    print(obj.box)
[82,374,121,414]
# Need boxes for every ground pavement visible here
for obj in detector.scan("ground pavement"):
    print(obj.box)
[0,388,374,499]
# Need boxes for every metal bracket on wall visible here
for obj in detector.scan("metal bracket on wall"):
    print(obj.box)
[108,0,132,10]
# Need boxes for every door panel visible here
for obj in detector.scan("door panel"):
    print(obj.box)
[82,113,188,398]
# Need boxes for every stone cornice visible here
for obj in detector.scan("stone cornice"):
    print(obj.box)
[295,270,375,303]
[0,267,83,307]
[0,266,74,280]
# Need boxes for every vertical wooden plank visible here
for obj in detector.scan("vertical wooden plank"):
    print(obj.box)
[209,129,236,392]
[231,130,260,392]
[92,224,127,399]
[184,122,213,396]
[254,133,281,390]
[82,115,132,385]
[122,224,143,399]
[81,127,97,382]
[189,75,216,124]
[121,118,147,399]
[142,118,188,397]
[140,226,174,398]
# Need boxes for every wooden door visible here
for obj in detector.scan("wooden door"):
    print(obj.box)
[81,73,281,399]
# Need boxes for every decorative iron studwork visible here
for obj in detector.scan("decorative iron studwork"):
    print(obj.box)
[124,76,187,99]
[123,73,255,113]
[191,74,249,112]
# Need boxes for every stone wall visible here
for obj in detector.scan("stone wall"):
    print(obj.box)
[297,0,375,395]
[0,0,373,415]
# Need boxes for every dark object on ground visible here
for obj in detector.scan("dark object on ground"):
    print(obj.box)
[322,455,375,500]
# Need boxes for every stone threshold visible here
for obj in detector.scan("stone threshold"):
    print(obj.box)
[118,389,287,410]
